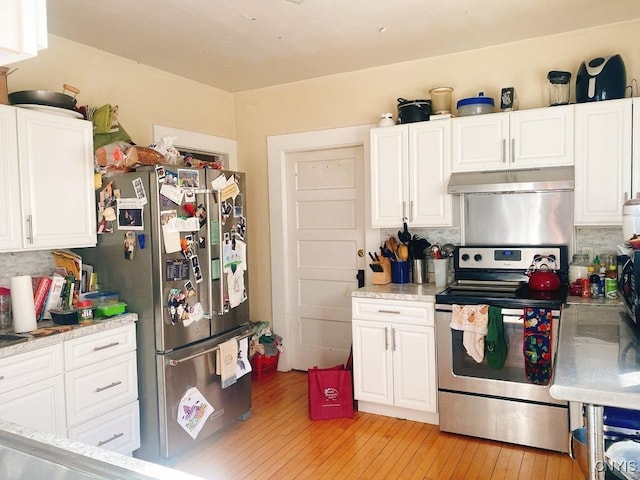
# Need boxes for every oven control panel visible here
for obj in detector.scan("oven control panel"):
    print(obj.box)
[456,246,563,271]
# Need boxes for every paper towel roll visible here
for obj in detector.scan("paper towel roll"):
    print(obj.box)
[10,275,37,333]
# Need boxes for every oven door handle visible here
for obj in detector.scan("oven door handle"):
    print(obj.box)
[502,315,523,324]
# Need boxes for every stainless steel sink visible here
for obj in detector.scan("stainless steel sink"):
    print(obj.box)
[0,334,28,348]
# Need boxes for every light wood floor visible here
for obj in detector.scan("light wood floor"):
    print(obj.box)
[173,371,584,480]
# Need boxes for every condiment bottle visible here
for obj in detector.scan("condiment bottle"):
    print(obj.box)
[77,300,93,325]
[581,278,590,298]
[598,264,606,297]
[588,266,600,299]
[605,264,617,299]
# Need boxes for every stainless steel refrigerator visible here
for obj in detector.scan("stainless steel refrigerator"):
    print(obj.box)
[75,167,251,461]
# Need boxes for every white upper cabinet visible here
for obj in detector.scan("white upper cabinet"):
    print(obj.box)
[0,105,96,252]
[0,0,47,65]
[451,112,509,172]
[633,98,640,200]
[574,98,632,225]
[370,120,453,228]
[0,106,21,250]
[451,105,574,172]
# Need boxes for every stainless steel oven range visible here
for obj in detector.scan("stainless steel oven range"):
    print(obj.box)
[435,245,570,452]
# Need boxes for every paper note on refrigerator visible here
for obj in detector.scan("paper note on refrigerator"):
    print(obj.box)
[160,183,184,204]
[162,224,181,253]
[177,387,214,439]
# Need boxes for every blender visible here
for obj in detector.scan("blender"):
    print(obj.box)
[547,71,571,106]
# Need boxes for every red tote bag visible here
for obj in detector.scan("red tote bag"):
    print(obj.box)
[307,365,354,421]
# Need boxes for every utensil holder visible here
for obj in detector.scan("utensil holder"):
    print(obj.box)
[412,259,427,284]
[372,258,391,285]
[391,261,410,284]
[433,259,448,287]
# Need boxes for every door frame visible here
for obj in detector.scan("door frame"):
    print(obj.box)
[267,124,377,371]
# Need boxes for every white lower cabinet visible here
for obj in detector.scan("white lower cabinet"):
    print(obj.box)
[68,401,140,455]
[0,374,66,436]
[0,323,140,456]
[64,323,140,455]
[351,298,438,424]
[0,344,66,436]
[65,350,138,428]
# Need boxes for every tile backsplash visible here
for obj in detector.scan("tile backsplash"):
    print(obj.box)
[379,226,622,262]
[574,226,623,260]
[0,251,56,288]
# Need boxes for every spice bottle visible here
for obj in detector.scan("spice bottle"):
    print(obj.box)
[77,300,93,325]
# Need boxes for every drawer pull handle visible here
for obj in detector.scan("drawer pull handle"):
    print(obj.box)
[97,432,124,447]
[0,376,4,381]
[93,342,120,351]
[96,381,122,393]
[378,309,401,314]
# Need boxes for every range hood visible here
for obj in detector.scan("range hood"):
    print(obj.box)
[447,166,574,194]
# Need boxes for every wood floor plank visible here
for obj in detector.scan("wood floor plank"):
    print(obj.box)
[517,450,538,480]
[369,422,435,480]
[473,442,502,480]
[489,445,513,480]
[362,421,424,480]
[316,414,393,479]
[425,434,467,479]
[172,372,581,480]
[335,416,405,479]
[504,446,525,479]
[448,436,481,479]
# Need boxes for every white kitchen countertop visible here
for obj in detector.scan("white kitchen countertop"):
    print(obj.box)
[0,419,205,480]
[550,303,640,409]
[351,282,444,302]
[0,313,138,360]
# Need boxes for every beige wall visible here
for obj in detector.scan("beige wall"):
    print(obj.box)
[4,20,639,325]
[7,36,235,144]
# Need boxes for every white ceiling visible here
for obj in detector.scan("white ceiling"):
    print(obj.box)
[46,0,640,93]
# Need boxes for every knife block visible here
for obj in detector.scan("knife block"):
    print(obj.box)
[372,257,391,285]
[0,67,8,105]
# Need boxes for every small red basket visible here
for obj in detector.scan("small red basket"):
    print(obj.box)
[250,352,280,381]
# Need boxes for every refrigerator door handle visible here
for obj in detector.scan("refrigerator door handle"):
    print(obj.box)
[204,186,215,317]
[167,332,252,366]
[212,187,225,316]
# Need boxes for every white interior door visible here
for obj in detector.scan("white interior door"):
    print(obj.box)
[268,124,375,373]
[285,146,365,370]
